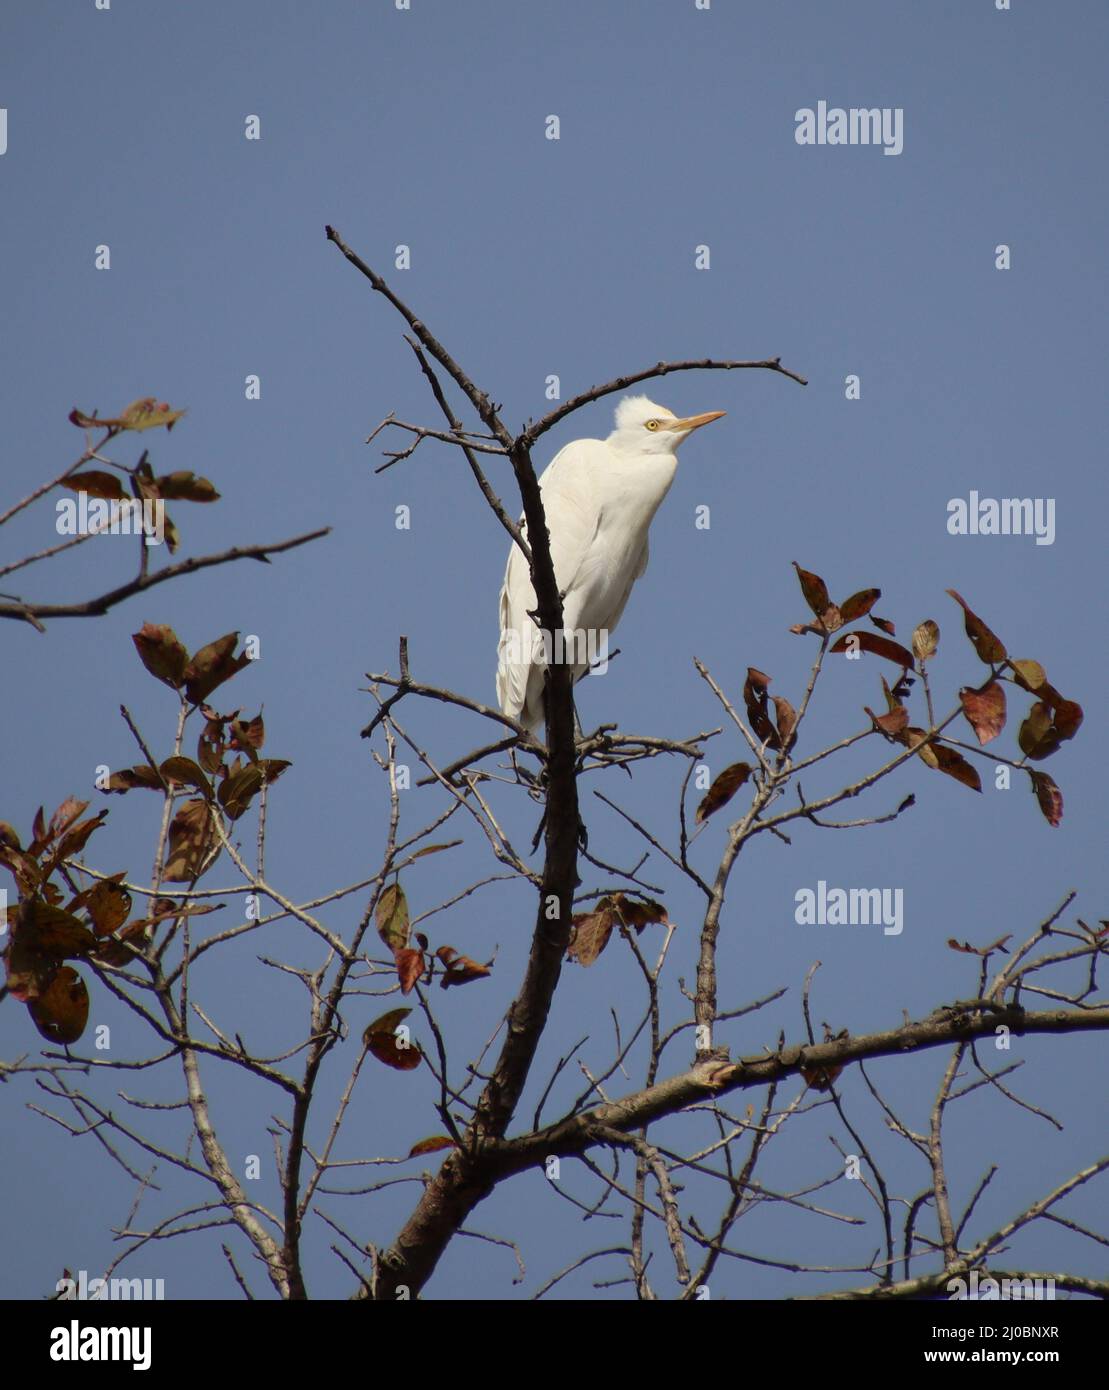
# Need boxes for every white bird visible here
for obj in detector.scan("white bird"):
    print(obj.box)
[497,394,726,732]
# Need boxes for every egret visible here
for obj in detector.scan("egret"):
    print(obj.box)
[497,395,726,732]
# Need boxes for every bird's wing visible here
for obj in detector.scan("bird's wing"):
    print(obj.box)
[604,536,650,634]
[497,439,606,724]
[497,543,538,723]
[633,535,651,582]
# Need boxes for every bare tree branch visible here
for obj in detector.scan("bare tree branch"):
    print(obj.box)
[0,528,330,627]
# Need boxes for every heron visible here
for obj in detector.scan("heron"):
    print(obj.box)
[496,394,726,733]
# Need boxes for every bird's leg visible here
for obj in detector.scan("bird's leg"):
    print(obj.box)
[529,806,546,855]
[528,802,589,855]
[540,678,584,744]
[572,692,585,742]
[511,747,545,799]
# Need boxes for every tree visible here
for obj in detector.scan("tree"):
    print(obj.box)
[2,236,1104,1303]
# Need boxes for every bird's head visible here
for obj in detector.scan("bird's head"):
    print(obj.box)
[607,395,726,455]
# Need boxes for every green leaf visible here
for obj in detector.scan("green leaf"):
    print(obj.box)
[376,883,410,953]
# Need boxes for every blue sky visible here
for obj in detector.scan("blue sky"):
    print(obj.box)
[1,1,1106,1300]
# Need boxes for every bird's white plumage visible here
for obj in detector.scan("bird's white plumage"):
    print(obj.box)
[496,394,725,731]
[613,394,676,431]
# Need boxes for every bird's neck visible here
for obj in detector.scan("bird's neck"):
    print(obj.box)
[602,453,679,521]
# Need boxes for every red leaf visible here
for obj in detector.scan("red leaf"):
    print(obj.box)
[742,668,780,748]
[60,470,128,501]
[362,1008,422,1071]
[772,696,797,749]
[930,744,982,793]
[1029,771,1063,827]
[865,705,909,738]
[1018,702,1062,761]
[959,679,1006,745]
[830,630,915,668]
[567,903,617,966]
[800,1062,843,1092]
[947,590,1006,664]
[793,563,830,618]
[609,894,669,933]
[1052,700,1083,741]
[394,947,425,995]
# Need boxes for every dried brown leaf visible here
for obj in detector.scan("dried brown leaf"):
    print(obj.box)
[830,630,915,668]
[132,623,188,689]
[947,589,1007,664]
[183,633,252,706]
[839,588,881,623]
[695,762,753,824]
[60,470,128,501]
[407,1136,457,1159]
[912,620,940,661]
[28,966,89,1044]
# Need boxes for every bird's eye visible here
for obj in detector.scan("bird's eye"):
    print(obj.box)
[645,419,660,431]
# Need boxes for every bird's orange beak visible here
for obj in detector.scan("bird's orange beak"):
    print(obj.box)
[672,410,726,434]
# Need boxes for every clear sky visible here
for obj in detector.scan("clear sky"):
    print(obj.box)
[1,0,1106,1300]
